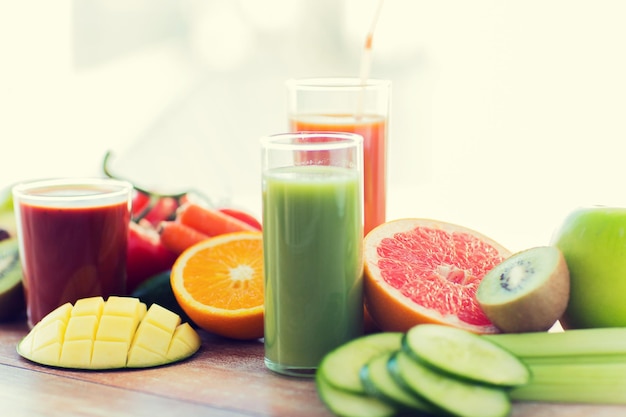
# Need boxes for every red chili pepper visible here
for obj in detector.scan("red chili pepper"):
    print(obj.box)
[131,191,180,226]
[126,220,178,293]
[218,208,262,231]
[143,196,179,225]
[131,190,151,219]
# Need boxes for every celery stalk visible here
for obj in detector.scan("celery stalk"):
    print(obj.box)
[482,328,626,404]
[510,383,626,404]
[516,354,626,366]
[484,328,626,358]
[529,363,626,383]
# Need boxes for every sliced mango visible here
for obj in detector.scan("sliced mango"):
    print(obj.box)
[17,296,201,370]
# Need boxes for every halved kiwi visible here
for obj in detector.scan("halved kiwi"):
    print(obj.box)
[0,238,25,321]
[476,246,570,333]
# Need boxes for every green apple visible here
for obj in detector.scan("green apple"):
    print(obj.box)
[551,206,626,329]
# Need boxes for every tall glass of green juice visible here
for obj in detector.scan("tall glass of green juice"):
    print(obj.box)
[261,132,364,377]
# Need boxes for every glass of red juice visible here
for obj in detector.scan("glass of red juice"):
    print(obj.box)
[12,178,132,327]
[286,77,391,236]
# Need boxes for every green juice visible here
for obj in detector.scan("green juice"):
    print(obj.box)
[263,165,363,375]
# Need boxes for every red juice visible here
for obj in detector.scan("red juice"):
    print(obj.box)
[290,114,387,235]
[14,182,130,326]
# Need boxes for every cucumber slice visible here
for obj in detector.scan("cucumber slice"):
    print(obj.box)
[389,351,511,417]
[319,332,404,394]
[360,351,436,415]
[316,373,397,417]
[403,324,530,387]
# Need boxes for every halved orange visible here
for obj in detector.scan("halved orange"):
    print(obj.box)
[170,231,264,340]
[364,218,511,334]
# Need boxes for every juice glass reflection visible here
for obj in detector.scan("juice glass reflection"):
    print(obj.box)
[12,178,132,327]
[287,77,390,236]
[261,132,364,377]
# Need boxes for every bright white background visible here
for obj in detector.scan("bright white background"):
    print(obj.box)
[1,0,626,252]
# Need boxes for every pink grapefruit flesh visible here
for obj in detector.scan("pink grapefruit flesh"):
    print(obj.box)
[364,218,511,334]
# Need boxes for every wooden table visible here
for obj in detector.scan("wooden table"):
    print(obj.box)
[1,318,625,417]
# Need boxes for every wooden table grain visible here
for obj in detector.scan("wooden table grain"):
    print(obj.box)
[1,318,625,417]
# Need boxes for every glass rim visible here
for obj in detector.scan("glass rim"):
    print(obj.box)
[260,132,363,152]
[12,177,133,205]
[285,77,391,91]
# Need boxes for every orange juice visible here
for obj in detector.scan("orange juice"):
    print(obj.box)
[290,114,387,235]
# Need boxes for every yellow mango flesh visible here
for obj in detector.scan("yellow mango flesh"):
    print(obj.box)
[17,296,201,370]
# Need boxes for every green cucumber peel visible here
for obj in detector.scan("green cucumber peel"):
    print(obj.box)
[388,350,511,417]
[316,373,397,417]
[359,351,436,414]
[318,332,404,394]
[403,324,530,388]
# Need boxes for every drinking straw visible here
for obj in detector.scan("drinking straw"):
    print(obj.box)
[357,0,385,118]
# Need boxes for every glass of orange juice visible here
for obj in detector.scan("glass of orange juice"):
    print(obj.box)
[286,77,391,236]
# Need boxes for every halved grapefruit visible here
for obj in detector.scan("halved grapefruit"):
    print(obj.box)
[363,218,511,334]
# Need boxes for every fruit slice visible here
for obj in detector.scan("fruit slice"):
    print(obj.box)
[360,351,436,413]
[170,231,264,340]
[316,372,397,417]
[364,218,510,334]
[389,350,512,417]
[0,186,17,238]
[16,296,201,369]
[318,332,404,394]
[476,246,570,333]
[403,324,530,387]
[0,238,25,321]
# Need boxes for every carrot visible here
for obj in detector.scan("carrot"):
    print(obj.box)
[158,220,210,255]
[176,202,260,237]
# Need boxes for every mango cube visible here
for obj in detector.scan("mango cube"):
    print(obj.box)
[17,297,201,370]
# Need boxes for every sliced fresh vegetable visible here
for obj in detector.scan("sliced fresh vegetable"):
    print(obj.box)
[403,324,530,387]
[177,202,260,237]
[389,350,511,417]
[158,221,210,255]
[360,351,436,413]
[316,372,397,417]
[318,332,404,394]
[126,221,178,293]
[484,328,626,404]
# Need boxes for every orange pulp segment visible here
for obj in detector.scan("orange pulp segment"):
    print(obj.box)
[170,231,264,340]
